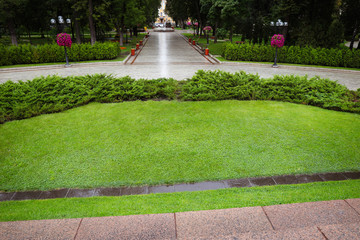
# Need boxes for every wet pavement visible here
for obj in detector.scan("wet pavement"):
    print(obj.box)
[0,30,359,90]
[1,171,359,202]
[1,199,360,239]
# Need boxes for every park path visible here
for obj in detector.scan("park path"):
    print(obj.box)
[1,199,360,239]
[0,30,359,90]
[133,31,210,64]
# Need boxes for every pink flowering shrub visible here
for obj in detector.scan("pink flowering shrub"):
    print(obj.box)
[194,22,199,26]
[203,26,212,31]
[271,34,285,48]
[186,22,192,26]
[56,33,72,48]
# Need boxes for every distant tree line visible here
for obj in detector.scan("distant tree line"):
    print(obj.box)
[166,0,360,49]
[0,0,161,46]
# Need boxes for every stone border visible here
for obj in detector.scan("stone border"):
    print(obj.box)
[0,171,359,202]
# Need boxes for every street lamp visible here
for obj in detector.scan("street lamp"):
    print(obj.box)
[270,19,288,68]
[50,16,71,33]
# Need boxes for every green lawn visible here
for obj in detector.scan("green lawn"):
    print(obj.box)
[0,101,359,192]
[0,180,359,222]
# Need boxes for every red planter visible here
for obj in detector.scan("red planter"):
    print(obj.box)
[192,40,196,45]
[139,40,143,46]
[136,43,140,50]
[131,49,135,56]
[189,38,192,43]
[205,48,209,56]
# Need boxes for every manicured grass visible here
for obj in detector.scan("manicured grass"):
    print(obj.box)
[0,180,359,222]
[1,101,359,191]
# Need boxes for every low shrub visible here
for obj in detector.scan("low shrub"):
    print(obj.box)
[0,71,359,123]
[224,43,360,68]
[0,42,121,66]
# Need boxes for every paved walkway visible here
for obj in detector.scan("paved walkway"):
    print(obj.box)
[1,199,360,239]
[0,31,359,90]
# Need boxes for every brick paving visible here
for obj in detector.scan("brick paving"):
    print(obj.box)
[1,199,359,239]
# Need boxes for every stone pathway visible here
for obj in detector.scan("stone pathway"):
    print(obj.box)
[1,199,359,239]
[1,171,359,202]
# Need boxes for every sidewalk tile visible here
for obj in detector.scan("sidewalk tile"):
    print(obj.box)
[120,186,148,195]
[318,173,347,181]
[226,178,252,188]
[319,223,360,240]
[38,189,69,199]
[273,175,299,185]
[346,198,360,214]
[174,181,227,192]
[76,213,176,240]
[66,189,95,198]
[0,192,15,201]
[343,172,360,180]
[197,227,325,240]
[295,174,323,184]
[11,191,42,201]
[148,185,175,194]
[0,218,81,240]
[264,200,360,230]
[176,207,273,239]
[249,177,276,186]
[93,188,121,197]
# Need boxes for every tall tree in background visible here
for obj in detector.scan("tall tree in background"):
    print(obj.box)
[0,0,27,45]
[341,0,360,50]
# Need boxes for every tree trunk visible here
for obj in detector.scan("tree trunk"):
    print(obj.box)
[74,15,82,44]
[88,0,96,45]
[119,28,124,46]
[8,18,18,46]
[349,21,358,50]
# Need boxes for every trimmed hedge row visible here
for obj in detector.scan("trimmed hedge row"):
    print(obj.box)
[0,42,121,66]
[0,71,359,123]
[224,43,360,68]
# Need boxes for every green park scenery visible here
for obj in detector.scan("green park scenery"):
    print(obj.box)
[0,71,359,221]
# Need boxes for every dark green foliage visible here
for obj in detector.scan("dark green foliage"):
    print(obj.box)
[224,43,360,68]
[0,75,178,123]
[0,42,121,66]
[181,70,360,113]
[0,71,359,123]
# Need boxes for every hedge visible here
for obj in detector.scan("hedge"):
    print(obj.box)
[224,43,360,68]
[0,71,359,123]
[0,42,121,66]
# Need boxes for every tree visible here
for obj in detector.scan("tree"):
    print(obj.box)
[0,0,28,45]
[341,0,360,50]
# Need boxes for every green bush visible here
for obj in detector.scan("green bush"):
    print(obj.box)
[0,42,121,66]
[0,71,359,123]
[224,43,360,68]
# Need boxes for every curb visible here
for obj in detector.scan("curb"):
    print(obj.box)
[1,171,359,202]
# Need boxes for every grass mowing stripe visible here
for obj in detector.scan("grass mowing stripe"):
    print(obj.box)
[0,180,359,222]
[1,101,359,191]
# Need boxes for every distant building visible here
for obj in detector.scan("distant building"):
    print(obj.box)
[155,0,174,26]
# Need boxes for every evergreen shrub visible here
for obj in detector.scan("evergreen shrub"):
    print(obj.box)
[0,42,120,66]
[224,43,360,68]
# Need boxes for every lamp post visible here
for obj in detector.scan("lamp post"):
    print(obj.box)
[270,19,287,68]
[50,16,71,33]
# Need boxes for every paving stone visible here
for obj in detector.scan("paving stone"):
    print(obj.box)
[263,200,360,230]
[272,175,299,185]
[176,207,273,239]
[0,218,81,240]
[66,189,95,198]
[225,178,252,188]
[120,186,148,195]
[295,174,323,183]
[248,177,276,186]
[343,172,360,180]
[319,223,360,240]
[11,191,42,201]
[0,192,15,201]
[196,227,325,240]
[148,185,175,194]
[76,214,176,239]
[93,188,121,197]
[38,189,69,199]
[346,198,360,214]
[174,181,227,192]
[318,173,347,181]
